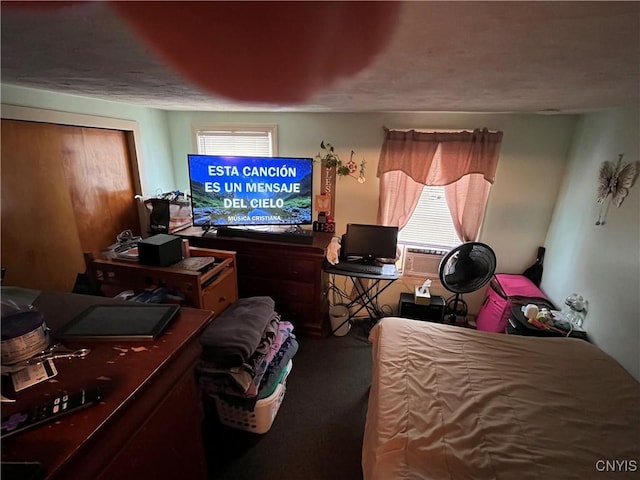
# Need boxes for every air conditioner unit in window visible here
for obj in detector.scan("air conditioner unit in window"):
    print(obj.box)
[403,248,447,277]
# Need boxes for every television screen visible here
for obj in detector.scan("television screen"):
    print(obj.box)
[343,224,399,262]
[188,154,313,227]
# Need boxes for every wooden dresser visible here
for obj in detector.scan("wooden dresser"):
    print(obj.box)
[1,291,213,480]
[179,227,333,337]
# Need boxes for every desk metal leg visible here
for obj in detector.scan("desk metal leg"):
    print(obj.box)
[328,276,398,336]
[349,278,382,318]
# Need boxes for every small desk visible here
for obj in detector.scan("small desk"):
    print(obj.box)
[323,262,399,335]
[1,291,214,480]
[398,292,445,322]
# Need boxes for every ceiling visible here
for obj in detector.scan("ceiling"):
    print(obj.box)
[2,1,639,114]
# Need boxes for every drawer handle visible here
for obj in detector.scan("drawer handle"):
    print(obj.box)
[219,296,227,302]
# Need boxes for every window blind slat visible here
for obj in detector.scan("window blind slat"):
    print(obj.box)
[398,185,460,249]
[196,129,273,157]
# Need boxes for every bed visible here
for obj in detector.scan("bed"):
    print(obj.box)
[363,317,640,479]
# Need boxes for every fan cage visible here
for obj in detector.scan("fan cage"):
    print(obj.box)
[438,242,497,325]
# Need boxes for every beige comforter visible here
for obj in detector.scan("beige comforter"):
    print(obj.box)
[363,317,640,479]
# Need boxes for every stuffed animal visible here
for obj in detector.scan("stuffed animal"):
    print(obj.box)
[326,236,341,265]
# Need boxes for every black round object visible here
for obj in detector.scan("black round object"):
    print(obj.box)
[439,242,496,294]
[1,310,45,340]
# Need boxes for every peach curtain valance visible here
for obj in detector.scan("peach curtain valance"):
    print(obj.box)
[376,128,503,186]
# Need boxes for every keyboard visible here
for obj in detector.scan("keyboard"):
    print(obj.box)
[331,262,384,275]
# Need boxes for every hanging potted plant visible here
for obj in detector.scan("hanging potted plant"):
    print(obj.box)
[316,141,366,183]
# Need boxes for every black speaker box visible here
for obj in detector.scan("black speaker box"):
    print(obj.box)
[138,234,183,267]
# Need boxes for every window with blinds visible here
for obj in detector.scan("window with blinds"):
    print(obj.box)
[398,185,461,250]
[196,126,277,156]
[396,185,461,277]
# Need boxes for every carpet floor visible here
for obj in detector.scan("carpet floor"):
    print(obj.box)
[201,324,374,480]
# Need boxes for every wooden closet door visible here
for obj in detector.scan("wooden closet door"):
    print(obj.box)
[60,125,141,257]
[1,119,140,292]
[1,120,85,292]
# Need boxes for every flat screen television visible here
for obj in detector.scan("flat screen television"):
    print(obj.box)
[188,154,313,228]
[342,223,399,264]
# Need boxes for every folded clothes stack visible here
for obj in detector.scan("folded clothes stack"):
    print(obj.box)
[197,296,298,410]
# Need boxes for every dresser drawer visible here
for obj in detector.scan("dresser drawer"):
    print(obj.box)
[278,301,315,328]
[280,279,314,304]
[236,256,270,277]
[237,255,316,281]
[238,278,312,307]
[277,259,316,279]
[201,268,237,316]
[238,275,281,299]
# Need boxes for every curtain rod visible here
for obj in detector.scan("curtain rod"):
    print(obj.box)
[382,126,500,133]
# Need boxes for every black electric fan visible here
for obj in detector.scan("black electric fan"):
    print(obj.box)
[439,242,497,325]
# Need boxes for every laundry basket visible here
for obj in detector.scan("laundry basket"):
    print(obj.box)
[214,360,292,434]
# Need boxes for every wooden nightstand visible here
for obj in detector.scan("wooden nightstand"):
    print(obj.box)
[506,305,590,341]
[89,246,238,318]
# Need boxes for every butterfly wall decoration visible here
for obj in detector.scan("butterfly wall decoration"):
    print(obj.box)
[595,154,639,226]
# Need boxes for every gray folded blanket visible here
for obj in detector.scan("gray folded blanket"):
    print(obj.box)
[199,296,275,366]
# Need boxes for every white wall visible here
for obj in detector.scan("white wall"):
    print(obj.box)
[543,106,640,379]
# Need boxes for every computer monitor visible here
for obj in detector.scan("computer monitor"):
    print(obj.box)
[342,224,399,264]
